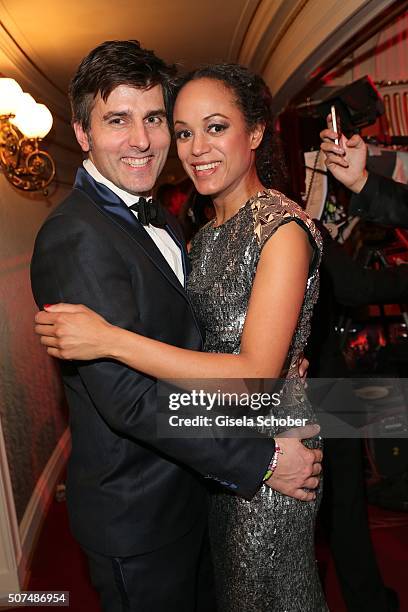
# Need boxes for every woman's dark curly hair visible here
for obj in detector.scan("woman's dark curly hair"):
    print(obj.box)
[175,63,289,193]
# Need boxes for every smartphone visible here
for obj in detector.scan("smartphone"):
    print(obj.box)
[330,105,340,145]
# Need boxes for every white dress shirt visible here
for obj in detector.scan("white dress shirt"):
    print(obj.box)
[83,159,184,286]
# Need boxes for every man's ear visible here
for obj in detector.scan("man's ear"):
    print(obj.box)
[73,122,91,152]
[250,122,266,151]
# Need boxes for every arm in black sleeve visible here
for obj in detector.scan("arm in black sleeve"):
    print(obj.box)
[31,213,274,498]
[350,172,408,228]
[320,228,408,307]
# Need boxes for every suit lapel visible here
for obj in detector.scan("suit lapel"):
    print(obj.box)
[164,212,192,278]
[73,168,187,299]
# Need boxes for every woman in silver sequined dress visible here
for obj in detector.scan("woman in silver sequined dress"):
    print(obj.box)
[35,64,327,611]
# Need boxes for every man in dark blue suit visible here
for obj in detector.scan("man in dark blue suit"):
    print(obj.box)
[320,123,401,611]
[31,41,322,612]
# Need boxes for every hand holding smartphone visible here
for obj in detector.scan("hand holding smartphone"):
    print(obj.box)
[322,106,368,194]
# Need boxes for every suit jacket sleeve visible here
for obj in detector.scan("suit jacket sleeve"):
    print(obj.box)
[350,172,408,228]
[31,213,274,499]
[320,228,408,307]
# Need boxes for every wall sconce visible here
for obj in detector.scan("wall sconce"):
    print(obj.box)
[0,78,55,193]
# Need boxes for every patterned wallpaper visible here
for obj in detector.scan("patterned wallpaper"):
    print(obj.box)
[0,177,70,522]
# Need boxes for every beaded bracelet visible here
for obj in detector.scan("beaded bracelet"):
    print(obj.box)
[263,443,283,481]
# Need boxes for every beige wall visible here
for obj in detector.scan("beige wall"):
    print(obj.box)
[237,0,396,114]
[0,22,85,588]
[0,15,81,533]
[0,173,73,521]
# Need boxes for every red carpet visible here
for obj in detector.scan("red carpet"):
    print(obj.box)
[19,500,100,612]
[12,496,408,611]
[321,505,408,611]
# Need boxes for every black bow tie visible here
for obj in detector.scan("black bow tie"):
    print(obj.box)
[130,197,166,227]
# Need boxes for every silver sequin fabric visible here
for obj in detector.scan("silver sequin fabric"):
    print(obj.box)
[187,190,328,611]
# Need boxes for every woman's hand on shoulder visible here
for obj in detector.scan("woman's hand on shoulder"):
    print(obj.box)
[34,303,114,361]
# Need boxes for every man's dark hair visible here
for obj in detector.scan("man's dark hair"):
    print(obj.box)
[69,40,177,131]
